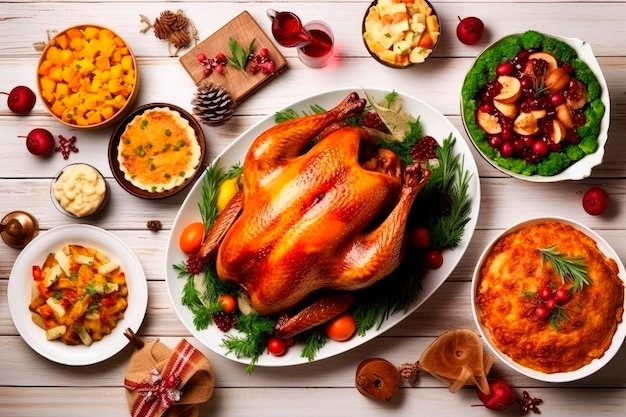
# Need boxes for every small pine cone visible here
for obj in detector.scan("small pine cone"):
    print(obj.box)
[170,13,189,31]
[169,30,190,49]
[153,18,172,40]
[192,83,235,127]
[159,10,179,27]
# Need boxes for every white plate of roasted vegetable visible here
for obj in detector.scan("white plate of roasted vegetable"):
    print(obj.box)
[8,224,148,366]
[165,88,480,371]
[461,31,610,181]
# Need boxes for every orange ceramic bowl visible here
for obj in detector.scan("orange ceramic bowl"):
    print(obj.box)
[36,24,139,129]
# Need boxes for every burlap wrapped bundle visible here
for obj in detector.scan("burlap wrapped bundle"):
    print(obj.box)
[123,330,214,417]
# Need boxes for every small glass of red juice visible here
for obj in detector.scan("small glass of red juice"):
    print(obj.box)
[297,21,334,67]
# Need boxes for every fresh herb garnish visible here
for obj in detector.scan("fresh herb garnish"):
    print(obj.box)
[222,313,276,374]
[427,135,473,249]
[539,245,591,291]
[227,37,255,71]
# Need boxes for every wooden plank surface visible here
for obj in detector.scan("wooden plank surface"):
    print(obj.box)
[1,1,626,416]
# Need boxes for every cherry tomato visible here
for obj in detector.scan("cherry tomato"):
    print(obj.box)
[325,313,357,342]
[426,250,444,269]
[218,294,237,314]
[410,227,432,249]
[179,222,205,255]
[267,336,287,356]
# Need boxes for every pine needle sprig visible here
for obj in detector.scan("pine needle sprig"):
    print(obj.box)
[539,245,591,291]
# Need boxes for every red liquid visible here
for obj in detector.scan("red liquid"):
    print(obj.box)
[300,29,333,57]
[271,12,310,47]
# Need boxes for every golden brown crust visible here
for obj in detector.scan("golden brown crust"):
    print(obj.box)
[117,107,201,192]
[476,221,624,373]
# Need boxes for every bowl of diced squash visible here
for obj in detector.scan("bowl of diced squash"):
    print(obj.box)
[37,25,139,129]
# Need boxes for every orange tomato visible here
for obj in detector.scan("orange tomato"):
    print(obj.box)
[179,222,205,255]
[325,313,357,342]
[218,294,237,314]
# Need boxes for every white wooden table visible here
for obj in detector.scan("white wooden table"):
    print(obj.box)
[1,1,625,415]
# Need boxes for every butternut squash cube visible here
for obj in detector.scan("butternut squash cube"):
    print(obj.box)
[83,26,100,40]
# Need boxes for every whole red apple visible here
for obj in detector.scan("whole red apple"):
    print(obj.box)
[2,85,36,114]
[457,16,484,45]
[582,186,610,215]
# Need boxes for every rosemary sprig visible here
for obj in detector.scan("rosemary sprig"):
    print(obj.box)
[227,37,255,71]
[427,135,473,249]
[548,305,569,331]
[539,245,591,291]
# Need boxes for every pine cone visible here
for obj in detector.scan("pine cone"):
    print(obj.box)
[171,13,189,31]
[169,30,190,49]
[159,10,179,27]
[160,10,188,31]
[153,18,172,40]
[192,84,235,127]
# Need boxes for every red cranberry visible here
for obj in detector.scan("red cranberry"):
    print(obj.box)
[488,135,503,148]
[496,62,515,76]
[535,305,550,320]
[538,287,552,300]
[479,103,493,113]
[550,93,566,107]
[546,298,557,310]
[499,142,515,157]
[555,288,569,303]
[532,140,549,156]
[501,127,513,140]
[512,138,525,151]
[520,76,533,89]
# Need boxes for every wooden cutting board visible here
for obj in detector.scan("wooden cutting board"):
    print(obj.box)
[179,11,288,105]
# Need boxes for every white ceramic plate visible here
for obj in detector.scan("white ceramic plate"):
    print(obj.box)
[8,225,148,366]
[165,88,481,367]
[461,32,610,182]
[472,217,626,382]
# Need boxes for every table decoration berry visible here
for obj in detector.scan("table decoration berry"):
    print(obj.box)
[18,128,55,156]
[2,85,36,114]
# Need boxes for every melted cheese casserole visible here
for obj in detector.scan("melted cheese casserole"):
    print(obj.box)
[117,107,201,193]
[476,221,624,373]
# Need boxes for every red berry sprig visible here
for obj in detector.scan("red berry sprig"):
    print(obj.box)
[519,390,543,415]
[196,52,227,77]
[248,47,275,75]
[55,134,79,159]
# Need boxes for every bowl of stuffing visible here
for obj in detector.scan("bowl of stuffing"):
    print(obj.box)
[472,217,625,382]
[460,31,610,181]
[362,0,440,68]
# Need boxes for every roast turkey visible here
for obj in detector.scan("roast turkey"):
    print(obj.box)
[198,92,430,337]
